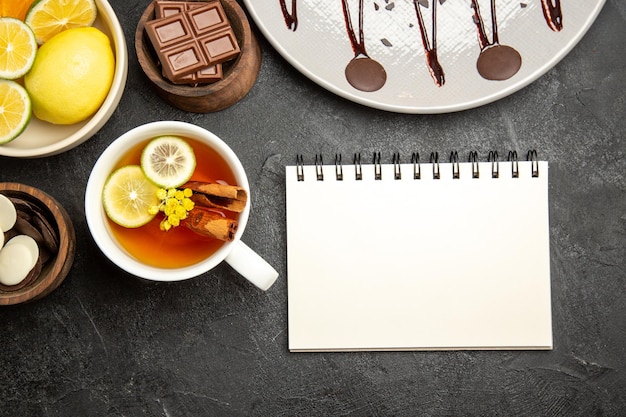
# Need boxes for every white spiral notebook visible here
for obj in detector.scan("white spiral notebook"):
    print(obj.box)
[285,151,552,352]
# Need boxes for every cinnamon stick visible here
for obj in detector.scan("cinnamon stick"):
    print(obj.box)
[183,207,238,241]
[184,181,247,213]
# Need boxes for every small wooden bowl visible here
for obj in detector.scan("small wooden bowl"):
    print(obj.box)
[0,183,76,306]
[135,0,262,112]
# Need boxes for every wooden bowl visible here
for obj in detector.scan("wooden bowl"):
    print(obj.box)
[135,0,261,112]
[0,183,76,305]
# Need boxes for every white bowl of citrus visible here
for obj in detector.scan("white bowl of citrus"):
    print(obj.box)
[0,0,127,158]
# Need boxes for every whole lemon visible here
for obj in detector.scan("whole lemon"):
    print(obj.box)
[24,27,114,125]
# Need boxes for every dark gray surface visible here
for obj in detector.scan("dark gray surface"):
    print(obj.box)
[1,0,625,415]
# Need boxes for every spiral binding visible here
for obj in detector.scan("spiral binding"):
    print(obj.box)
[373,152,382,180]
[430,152,440,179]
[393,152,402,180]
[295,150,540,181]
[314,154,324,181]
[528,149,539,177]
[353,153,362,180]
[411,152,421,179]
[469,151,480,179]
[508,150,519,178]
[450,151,460,179]
[296,154,304,181]
[335,154,343,180]
[488,151,499,178]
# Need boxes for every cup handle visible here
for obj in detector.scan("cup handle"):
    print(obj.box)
[224,240,278,290]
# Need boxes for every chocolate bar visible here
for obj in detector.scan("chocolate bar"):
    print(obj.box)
[145,1,240,82]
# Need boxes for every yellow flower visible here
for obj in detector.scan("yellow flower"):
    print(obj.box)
[153,187,196,232]
[160,219,172,231]
[175,205,187,219]
[182,198,194,211]
[156,188,167,200]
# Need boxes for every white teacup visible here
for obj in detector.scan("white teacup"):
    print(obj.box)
[85,121,278,290]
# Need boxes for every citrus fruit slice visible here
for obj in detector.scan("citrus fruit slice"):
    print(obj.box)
[0,17,37,80]
[140,136,196,189]
[25,0,97,45]
[0,80,31,144]
[102,165,161,228]
[0,1,35,21]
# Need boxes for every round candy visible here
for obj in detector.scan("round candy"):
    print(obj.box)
[0,194,17,232]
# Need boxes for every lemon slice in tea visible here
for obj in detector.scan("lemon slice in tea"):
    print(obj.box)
[0,80,32,145]
[141,136,196,189]
[102,165,161,228]
[0,18,37,80]
[25,0,97,45]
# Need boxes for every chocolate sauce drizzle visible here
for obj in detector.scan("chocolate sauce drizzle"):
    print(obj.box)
[470,0,522,81]
[541,0,563,31]
[279,0,298,31]
[276,0,566,92]
[341,0,387,92]
[413,0,445,87]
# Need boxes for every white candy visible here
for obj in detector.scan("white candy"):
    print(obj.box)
[5,235,39,269]
[0,243,34,286]
[0,197,42,287]
[0,194,17,233]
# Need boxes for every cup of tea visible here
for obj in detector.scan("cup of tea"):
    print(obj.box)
[85,121,278,290]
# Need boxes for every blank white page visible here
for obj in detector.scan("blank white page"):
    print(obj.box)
[285,158,552,352]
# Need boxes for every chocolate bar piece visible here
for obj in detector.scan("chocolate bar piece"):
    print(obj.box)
[197,27,239,63]
[186,2,229,35]
[168,63,223,85]
[195,63,223,82]
[145,1,240,82]
[154,0,206,19]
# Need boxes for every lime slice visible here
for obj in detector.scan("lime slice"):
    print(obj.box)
[102,165,161,228]
[0,18,37,80]
[25,0,97,45]
[0,80,31,145]
[140,136,196,189]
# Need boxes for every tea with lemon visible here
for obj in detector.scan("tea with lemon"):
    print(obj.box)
[106,138,241,268]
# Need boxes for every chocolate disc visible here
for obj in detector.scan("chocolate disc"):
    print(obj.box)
[476,44,522,81]
[345,57,387,92]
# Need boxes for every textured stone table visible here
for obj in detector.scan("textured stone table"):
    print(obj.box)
[1,0,624,415]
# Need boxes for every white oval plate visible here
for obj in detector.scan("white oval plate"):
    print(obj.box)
[244,0,605,113]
